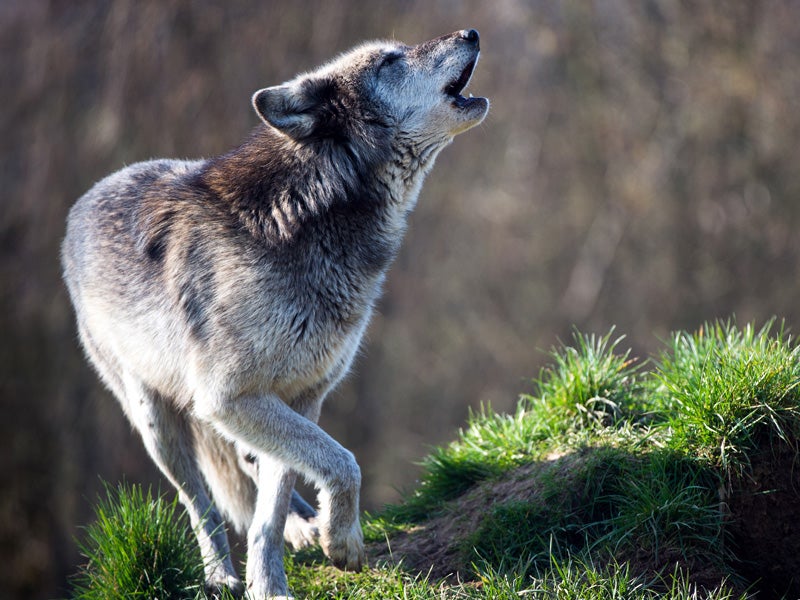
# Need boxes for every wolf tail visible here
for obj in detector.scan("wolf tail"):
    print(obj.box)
[190,418,256,535]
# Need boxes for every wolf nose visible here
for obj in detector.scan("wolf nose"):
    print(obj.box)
[461,29,480,47]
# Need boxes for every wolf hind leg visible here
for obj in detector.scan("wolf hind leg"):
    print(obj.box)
[192,420,257,536]
[285,489,319,550]
[122,375,244,597]
[244,453,297,599]
[236,447,319,550]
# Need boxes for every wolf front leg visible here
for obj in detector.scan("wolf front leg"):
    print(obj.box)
[198,393,365,598]
[245,453,297,599]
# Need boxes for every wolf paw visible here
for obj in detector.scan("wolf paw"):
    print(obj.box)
[245,580,294,600]
[205,574,245,599]
[320,520,365,571]
[284,512,319,551]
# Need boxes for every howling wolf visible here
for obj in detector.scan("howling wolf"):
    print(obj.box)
[62,29,488,599]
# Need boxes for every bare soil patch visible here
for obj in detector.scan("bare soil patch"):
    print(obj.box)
[369,461,554,580]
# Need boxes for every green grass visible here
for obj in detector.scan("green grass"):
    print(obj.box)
[281,549,748,599]
[528,328,646,429]
[283,551,747,599]
[473,556,747,600]
[72,319,800,599]
[71,482,206,600]
[651,319,800,476]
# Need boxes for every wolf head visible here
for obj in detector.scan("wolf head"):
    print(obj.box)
[252,29,489,159]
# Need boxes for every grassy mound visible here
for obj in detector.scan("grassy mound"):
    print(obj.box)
[362,321,800,599]
[71,320,800,599]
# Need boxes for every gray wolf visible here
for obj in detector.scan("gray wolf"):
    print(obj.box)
[62,29,488,599]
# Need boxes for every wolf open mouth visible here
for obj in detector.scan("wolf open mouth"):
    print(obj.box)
[444,59,479,108]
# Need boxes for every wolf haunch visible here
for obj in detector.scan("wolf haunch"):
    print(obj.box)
[62,29,488,599]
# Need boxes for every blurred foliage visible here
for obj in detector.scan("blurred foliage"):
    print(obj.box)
[2,1,800,598]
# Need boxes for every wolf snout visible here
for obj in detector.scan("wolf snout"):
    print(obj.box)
[460,28,480,48]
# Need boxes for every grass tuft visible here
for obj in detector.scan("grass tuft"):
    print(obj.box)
[71,482,205,600]
[526,328,646,431]
[652,319,800,476]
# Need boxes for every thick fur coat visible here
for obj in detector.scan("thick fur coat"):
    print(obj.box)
[62,29,488,599]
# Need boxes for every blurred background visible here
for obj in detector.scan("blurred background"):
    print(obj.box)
[3,1,800,597]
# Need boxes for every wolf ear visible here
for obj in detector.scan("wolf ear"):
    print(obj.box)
[252,83,318,139]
